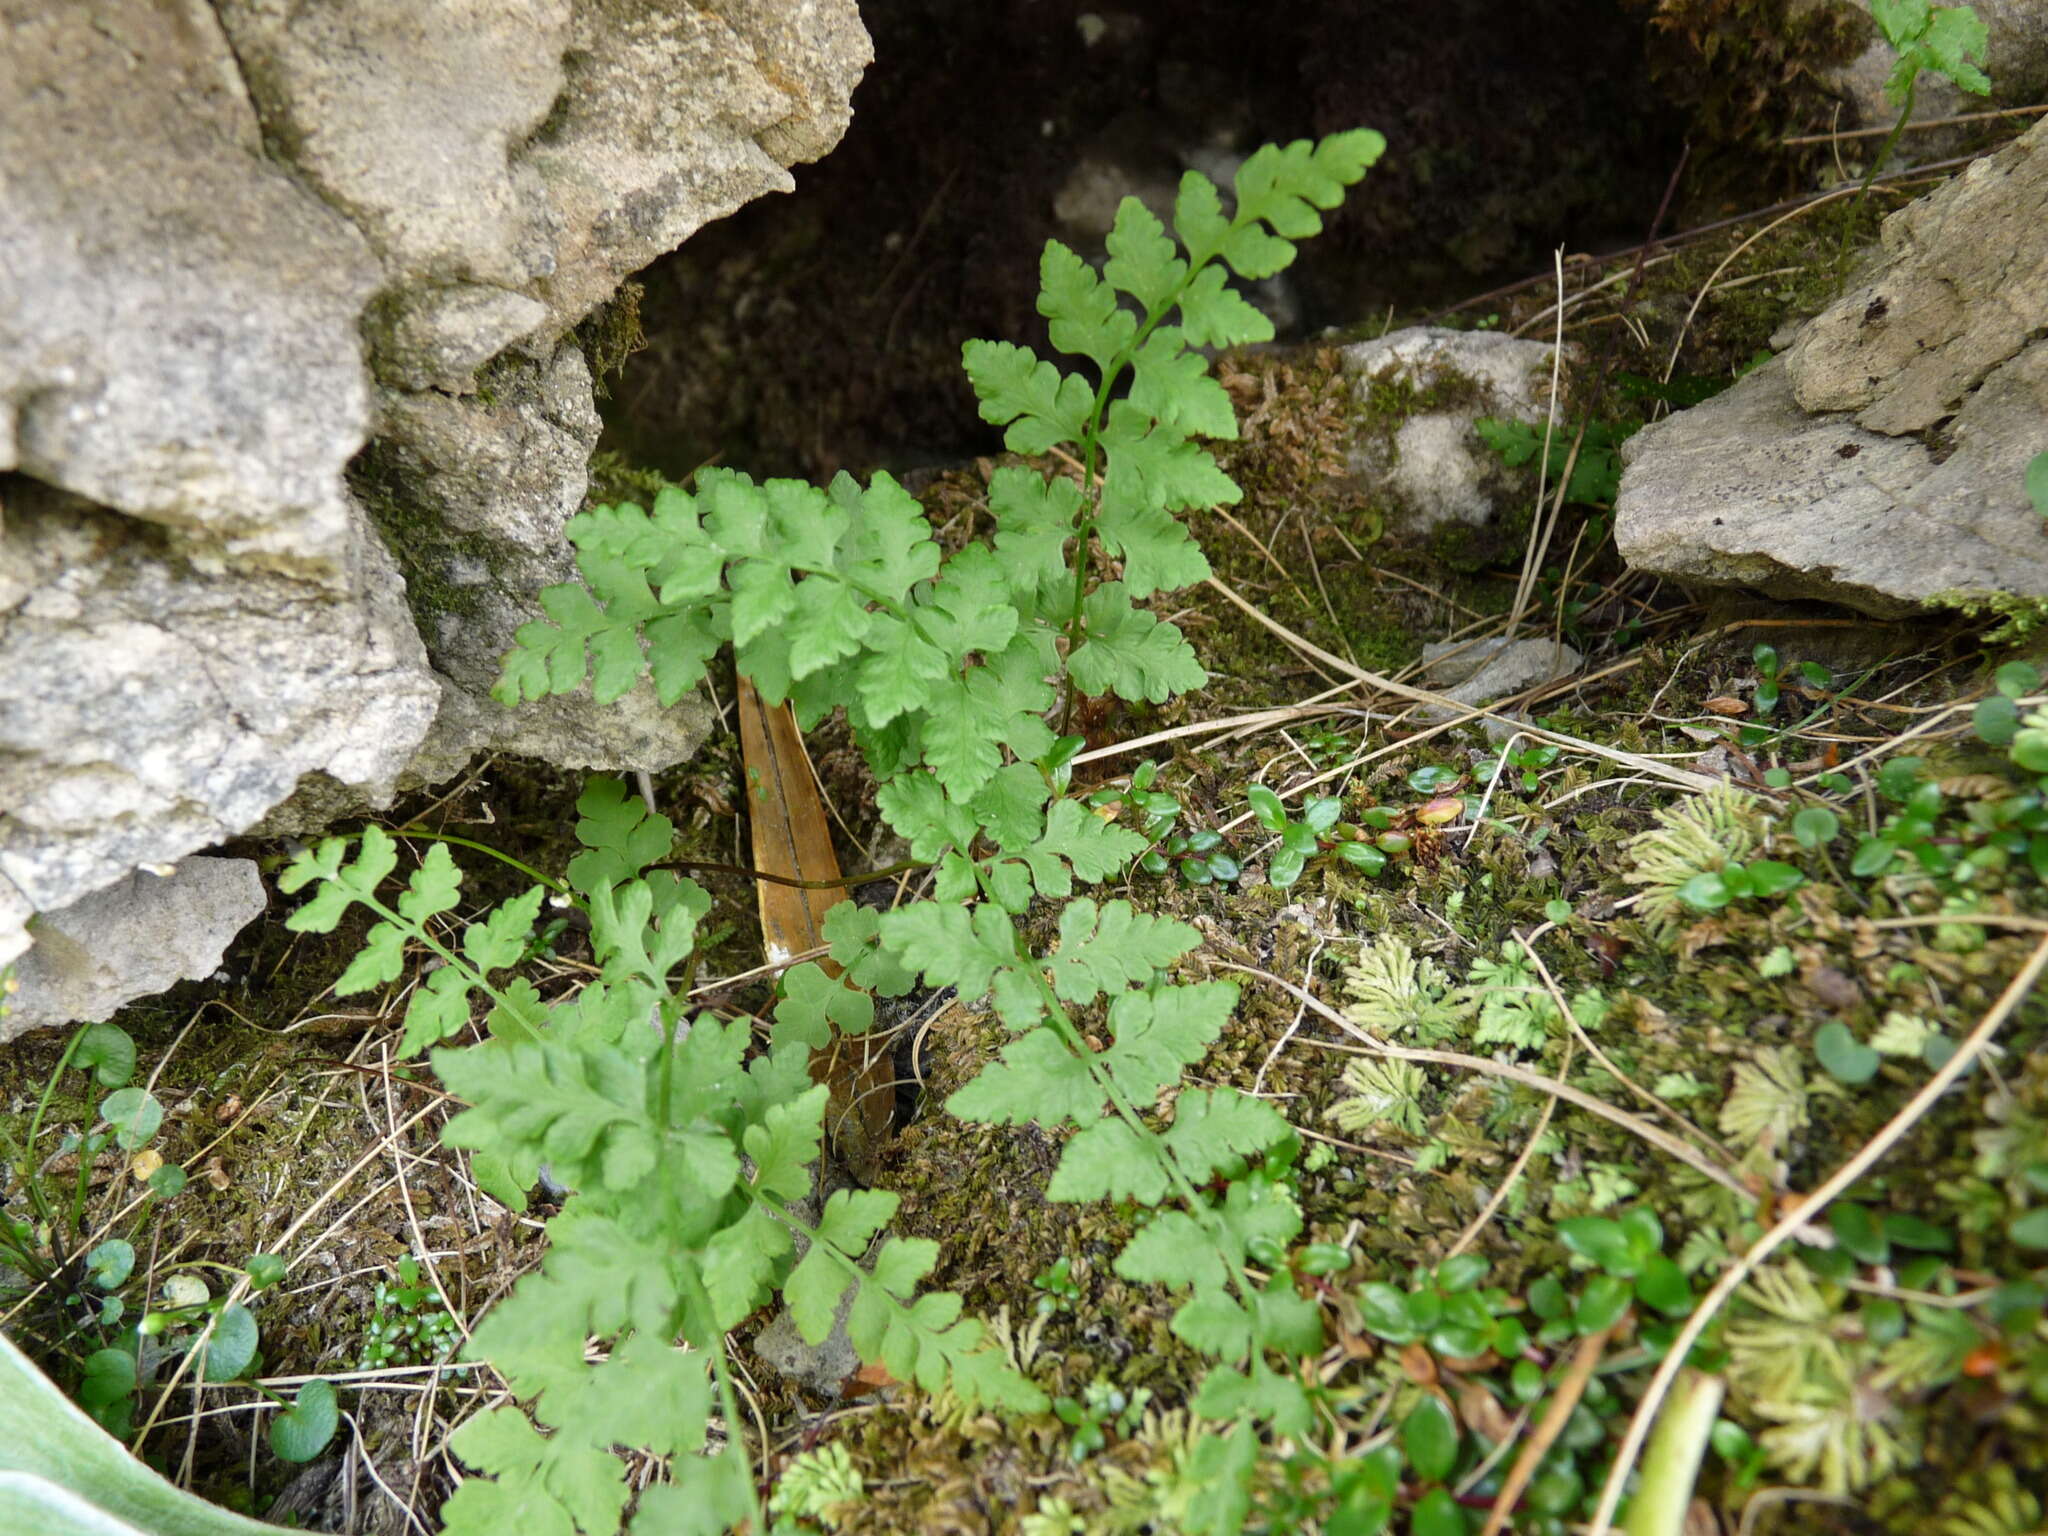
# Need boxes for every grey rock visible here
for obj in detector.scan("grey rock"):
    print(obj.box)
[1617,352,2048,617]
[0,0,867,1002]
[1616,122,2048,616]
[1817,1,2048,163]
[0,3,381,579]
[754,1291,861,1398]
[521,0,872,338]
[1341,328,1568,534]
[1784,119,2048,436]
[360,344,715,785]
[1419,637,1585,710]
[4,858,267,1041]
[0,480,441,948]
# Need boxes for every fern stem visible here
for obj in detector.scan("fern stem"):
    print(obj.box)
[1838,73,1915,272]
[393,827,568,895]
[649,855,927,891]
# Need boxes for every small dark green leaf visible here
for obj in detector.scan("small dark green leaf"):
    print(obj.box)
[1337,841,1386,874]
[1573,1274,1631,1334]
[1527,1274,1568,1321]
[1409,1486,1467,1536]
[1882,1212,1953,1252]
[269,1378,339,1463]
[1408,765,1461,794]
[1851,836,1900,877]
[1814,1021,1880,1085]
[1357,1282,1417,1342]
[1619,1206,1664,1262]
[1246,785,1287,831]
[1557,1217,1637,1277]
[1634,1255,1693,1317]
[148,1164,188,1199]
[1877,757,1925,801]
[1402,1394,1459,1483]
[77,1349,136,1410]
[1829,1202,1890,1266]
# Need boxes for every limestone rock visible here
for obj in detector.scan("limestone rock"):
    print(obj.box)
[0,3,381,579]
[1784,120,2048,436]
[1616,121,2048,616]
[0,479,441,931]
[1341,329,1568,534]
[0,0,868,990]
[4,859,267,1042]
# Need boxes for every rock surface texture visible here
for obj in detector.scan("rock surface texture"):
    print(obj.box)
[1615,118,2048,617]
[1,859,267,1045]
[0,2,870,1006]
[1340,329,1568,535]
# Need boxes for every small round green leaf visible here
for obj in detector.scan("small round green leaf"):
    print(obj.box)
[245,1253,287,1291]
[87,1239,135,1290]
[77,1349,137,1410]
[98,1087,163,1151]
[148,1164,188,1199]
[200,1302,259,1382]
[1337,841,1386,874]
[1975,695,2020,746]
[269,1378,339,1463]
[1409,1486,1467,1536]
[1401,1394,1460,1483]
[73,1022,136,1088]
[1676,871,1730,911]
[1814,1021,1880,1085]
[1557,1217,1636,1277]
[1851,836,1900,877]
[1268,848,1306,888]
[1995,660,2040,699]
[1436,1254,1489,1293]
[1357,1282,1418,1343]
[1791,806,1840,848]
[1408,765,1461,794]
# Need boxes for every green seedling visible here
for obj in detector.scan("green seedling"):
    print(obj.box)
[1473,416,1636,507]
[1479,741,1562,794]
[1841,2,1990,263]
[1103,761,1241,886]
[1749,643,1829,719]
[1031,1256,1083,1318]
[360,1255,460,1369]
[1052,1378,1153,1460]
[1675,858,1806,912]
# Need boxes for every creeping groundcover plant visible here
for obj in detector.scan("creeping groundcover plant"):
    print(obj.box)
[282,131,1389,1534]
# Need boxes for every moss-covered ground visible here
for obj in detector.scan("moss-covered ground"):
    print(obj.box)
[5,138,2046,1536]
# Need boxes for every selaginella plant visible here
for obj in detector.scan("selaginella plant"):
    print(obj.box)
[284,129,1384,1535]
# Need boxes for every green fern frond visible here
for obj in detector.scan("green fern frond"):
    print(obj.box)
[1623,783,1764,941]
[1327,1058,1427,1138]
[1340,934,1458,1041]
[768,1442,865,1526]
[1717,1045,1809,1152]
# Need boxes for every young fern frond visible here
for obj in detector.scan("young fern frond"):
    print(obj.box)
[301,129,1386,1536]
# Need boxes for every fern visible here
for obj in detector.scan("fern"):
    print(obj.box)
[1623,782,1763,942]
[297,130,1386,1534]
